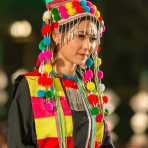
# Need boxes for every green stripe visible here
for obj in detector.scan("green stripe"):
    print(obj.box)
[90,116,96,148]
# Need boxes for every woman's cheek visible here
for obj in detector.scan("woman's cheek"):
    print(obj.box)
[92,42,97,50]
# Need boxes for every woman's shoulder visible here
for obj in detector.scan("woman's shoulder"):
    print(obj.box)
[10,74,32,109]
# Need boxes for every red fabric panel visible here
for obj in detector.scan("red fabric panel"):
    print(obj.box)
[67,137,74,148]
[38,138,60,148]
[37,137,74,148]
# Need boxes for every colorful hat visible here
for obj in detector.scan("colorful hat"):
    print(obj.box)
[44,0,104,27]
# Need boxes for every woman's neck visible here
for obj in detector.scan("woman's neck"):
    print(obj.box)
[53,54,76,76]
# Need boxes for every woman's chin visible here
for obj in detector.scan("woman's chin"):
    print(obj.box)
[75,59,87,66]
[76,56,87,64]
[71,55,87,65]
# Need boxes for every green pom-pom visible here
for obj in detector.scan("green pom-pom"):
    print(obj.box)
[39,40,46,51]
[45,90,54,98]
[104,108,109,116]
[51,7,59,14]
[54,14,61,21]
[91,107,100,115]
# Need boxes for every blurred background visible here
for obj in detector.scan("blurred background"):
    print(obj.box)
[0,0,148,147]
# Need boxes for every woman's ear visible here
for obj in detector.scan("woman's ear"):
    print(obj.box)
[51,31,61,45]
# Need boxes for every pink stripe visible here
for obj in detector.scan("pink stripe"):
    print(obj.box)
[31,96,72,118]
[60,96,72,116]
[31,97,56,118]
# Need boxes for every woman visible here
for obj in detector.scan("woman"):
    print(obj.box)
[8,0,114,147]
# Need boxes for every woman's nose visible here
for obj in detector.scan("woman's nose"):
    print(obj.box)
[82,38,91,53]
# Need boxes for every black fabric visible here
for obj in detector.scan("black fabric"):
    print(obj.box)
[71,111,89,148]
[100,122,114,148]
[8,76,37,148]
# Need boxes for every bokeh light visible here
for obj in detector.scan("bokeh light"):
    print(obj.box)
[130,112,148,134]
[9,20,32,38]
[0,70,8,90]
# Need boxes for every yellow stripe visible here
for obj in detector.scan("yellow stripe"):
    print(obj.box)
[53,78,65,96]
[96,121,104,143]
[25,76,43,97]
[35,116,73,140]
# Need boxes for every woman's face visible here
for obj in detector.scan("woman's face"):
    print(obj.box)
[56,20,100,65]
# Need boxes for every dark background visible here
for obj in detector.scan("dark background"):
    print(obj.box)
[0,0,148,147]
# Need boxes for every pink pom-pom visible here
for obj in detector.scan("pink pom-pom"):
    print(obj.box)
[38,52,45,62]
[62,12,69,19]
[102,26,106,32]
[45,100,54,112]
[36,56,41,67]
[59,6,69,19]
[83,69,93,81]
[38,50,53,63]
[44,50,53,60]
[97,70,104,80]
[86,1,92,7]
[90,7,95,14]
[59,5,67,11]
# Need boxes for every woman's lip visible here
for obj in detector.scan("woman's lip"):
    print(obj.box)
[78,54,88,59]
[78,53,88,56]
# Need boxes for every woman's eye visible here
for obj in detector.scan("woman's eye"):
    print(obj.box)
[90,37,97,42]
[78,34,85,39]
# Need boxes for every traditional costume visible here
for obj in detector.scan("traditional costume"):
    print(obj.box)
[8,0,114,147]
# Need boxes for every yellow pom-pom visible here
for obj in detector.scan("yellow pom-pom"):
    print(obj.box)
[68,9,76,16]
[86,82,95,91]
[96,58,102,66]
[65,2,73,9]
[44,64,52,73]
[96,11,100,17]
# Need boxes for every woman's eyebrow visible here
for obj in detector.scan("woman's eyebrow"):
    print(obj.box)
[77,30,85,34]
[78,30,96,35]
